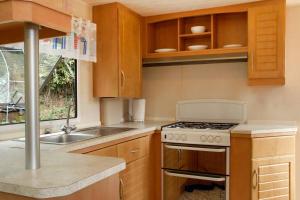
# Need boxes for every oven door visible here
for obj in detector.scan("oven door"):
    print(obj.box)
[163,169,229,200]
[163,143,229,175]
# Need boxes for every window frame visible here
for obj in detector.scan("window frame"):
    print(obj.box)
[0,59,79,132]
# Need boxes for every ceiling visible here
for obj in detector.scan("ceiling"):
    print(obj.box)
[84,0,300,16]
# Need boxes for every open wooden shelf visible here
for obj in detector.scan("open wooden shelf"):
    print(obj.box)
[213,12,248,49]
[144,10,248,59]
[145,47,248,59]
[147,19,178,53]
[179,32,211,38]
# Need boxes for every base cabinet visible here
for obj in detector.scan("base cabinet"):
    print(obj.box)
[252,156,294,200]
[231,134,295,200]
[120,157,150,200]
[80,132,160,200]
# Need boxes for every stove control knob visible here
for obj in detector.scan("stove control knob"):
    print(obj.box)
[181,134,187,141]
[215,136,222,143]
[207,135,213,143]
[200,135,207,142]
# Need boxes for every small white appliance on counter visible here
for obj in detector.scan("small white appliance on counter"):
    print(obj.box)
[130,98,146,122]
[161,99,247,200]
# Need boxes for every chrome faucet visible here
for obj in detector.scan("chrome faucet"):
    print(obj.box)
[61,105,76,134]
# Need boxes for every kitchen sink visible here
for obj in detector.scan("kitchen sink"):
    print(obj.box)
[15,127,136,145]
[39,133,97,144]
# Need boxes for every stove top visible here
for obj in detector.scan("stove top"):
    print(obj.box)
[165,121,238,130]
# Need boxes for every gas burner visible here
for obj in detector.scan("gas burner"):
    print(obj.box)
[166,122,238,130]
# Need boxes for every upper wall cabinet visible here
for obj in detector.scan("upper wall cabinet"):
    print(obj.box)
[142,0,286,86]
[93,3,142,98]
[143,12,248,59]
[248,0,285,85]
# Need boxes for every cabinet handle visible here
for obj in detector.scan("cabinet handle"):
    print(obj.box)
[252,170,258,189]
[251,53,254,69]
[120,178,124,200]
[130,148,139,153]
[121,71,125,88]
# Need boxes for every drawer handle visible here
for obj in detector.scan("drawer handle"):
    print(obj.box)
[252,170,258,189]
[130,149,139,153]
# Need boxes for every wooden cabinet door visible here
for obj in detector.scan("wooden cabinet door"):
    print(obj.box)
[120,156,150,200]
[252,156,295,200]
[118,5,142,98]
[248,1,285,85]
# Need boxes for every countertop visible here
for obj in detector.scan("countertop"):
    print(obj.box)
[0,148,125,199]
[0,120,169,199]
[0,121,170,153]
[231,122,298,135]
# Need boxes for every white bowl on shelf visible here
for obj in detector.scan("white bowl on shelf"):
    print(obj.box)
[154,48,177,53]
[191,26,206,34]
[187,45,208,51]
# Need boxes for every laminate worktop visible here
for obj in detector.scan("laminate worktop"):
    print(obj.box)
[231,122,298,137]
[0,121,168,199]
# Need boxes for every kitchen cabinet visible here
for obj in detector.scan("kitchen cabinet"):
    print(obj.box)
[120,156,150,200]
[230,133,295,200]
[252,157,294,200]
[93,3,142,98]
[248,0,285,85]
[142,0,286,86]
[143,11,248,59]
[117,136,148,163]
[76,131,160,200]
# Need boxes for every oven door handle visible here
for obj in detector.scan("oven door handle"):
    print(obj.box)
[164,145,226,153]
[165,171,226,182]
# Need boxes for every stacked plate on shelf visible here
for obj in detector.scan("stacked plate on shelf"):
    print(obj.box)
[223,44,243,48]
[154,48,177,53]
[187,45,208,51]
[187,26,208,51]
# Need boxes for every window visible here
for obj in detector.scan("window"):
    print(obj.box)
[0,46,77,126]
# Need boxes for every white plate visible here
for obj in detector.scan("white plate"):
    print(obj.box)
[187,45,208,51]
[154,48,177,53]
[223,44,243,48]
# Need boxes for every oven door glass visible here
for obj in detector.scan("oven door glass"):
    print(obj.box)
[163,169,227,200]
[163,143,228,175]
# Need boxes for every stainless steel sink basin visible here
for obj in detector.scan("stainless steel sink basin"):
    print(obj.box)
[15,127,136,145]
[79,127,136,137]
[39,133,97,144]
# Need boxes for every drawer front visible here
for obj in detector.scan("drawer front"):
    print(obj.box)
[117,136,148,163]
[252,136,295,158]
[87,145,118,157]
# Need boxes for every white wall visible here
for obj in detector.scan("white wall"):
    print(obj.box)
[77,61,100,127]
[143,5,300,197]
